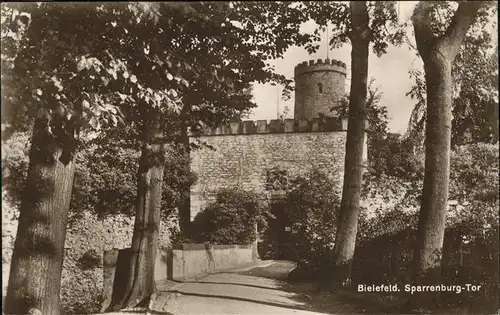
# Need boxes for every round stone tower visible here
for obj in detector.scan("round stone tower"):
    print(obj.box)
[294,58,347,120]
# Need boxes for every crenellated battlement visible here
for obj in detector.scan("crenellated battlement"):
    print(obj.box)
[295,58,346,69]
[189,117,351,137]
[294,58,347,77]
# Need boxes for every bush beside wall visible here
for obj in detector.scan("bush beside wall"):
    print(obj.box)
[185,188,268,245]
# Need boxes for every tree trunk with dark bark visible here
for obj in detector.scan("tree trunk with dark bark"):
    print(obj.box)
[327,1,369,291]
[411,1,482,307]
[107,113,165,311]
[4,107,77,315]
[413,50,453,290]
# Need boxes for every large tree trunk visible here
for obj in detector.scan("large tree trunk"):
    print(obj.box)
[411,1,482,307]
[413,50,453,292]
[4,108,77,315]
[327,1,369,291]
[107,113,165,310]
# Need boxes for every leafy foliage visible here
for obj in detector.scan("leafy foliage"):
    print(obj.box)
[372,133,425,180]
[358,142,498,241]
[280,170,341,279]
[1,2,324,138]
[353,143,498,312]
[407,2,498,147]
[0,5,330,309]
[305,1,404,56]
[187,189,268,245]
[2,131,193,223]
[451,47,498,146]
[2,3,129,133]
[339,78,395,177]
[63,291,103,315]
[338,78,425,181]
[448,143,499,237]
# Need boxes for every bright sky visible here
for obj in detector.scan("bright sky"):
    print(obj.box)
[249,2,421,134]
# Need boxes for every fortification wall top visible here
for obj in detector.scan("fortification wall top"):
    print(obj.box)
[294,58,347,76]
[189,117,354,137]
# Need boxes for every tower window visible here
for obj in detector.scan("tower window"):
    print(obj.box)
[318,83,323,93]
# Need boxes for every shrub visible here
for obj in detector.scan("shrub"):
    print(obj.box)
[367,132,425,180]
[279,169,341,280]
[354,209,418,285]
[448,143,499,234]
[189,189,268,245]
[353,143,499,313]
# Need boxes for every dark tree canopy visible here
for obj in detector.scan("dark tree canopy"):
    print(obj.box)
[1,2,325,138]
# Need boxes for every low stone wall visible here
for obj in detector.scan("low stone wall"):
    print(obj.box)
[102,243,256,310]
[170,243,256,280]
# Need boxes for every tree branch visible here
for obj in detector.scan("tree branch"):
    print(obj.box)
[440,1,484,58]
[412,1,437,59]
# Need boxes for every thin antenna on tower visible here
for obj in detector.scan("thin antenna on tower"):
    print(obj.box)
[326,24,329,59]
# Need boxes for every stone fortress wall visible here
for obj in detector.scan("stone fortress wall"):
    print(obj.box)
[188,58,360,220]
[189,118,354,220]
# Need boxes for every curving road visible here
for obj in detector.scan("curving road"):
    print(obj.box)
[151,260,327,315]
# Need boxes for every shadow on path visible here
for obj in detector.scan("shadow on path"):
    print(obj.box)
[178,281,290,292]
[166,289,325,313]
[101,308,175,315]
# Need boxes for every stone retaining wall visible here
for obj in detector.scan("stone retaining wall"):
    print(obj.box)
[102,243,256,310]
[169,243,256,280]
